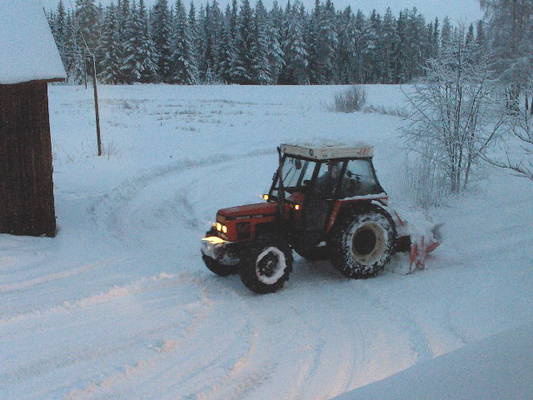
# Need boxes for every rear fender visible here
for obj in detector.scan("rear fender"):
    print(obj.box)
[325,197,390,234]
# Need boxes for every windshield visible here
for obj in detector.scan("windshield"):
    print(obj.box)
[269,156,315,199]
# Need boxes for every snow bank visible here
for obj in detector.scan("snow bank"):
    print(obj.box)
[0,0,66,84]
[335,322,533,400]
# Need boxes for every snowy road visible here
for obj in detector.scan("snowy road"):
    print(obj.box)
[1,85,532,399]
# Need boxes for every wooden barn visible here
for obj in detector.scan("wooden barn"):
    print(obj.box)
[0,1,66,237]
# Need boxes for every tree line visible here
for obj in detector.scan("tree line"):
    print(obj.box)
[47,0,464,85]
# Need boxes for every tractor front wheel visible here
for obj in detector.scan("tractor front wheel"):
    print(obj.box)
[240,239,293,294]
[330,208,395,278]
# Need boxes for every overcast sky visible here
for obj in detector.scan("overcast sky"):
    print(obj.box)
[41,0,483,24]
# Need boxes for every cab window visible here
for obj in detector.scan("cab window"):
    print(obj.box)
[340,159,383,197]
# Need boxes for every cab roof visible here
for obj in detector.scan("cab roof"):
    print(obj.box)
[280,143,374,160]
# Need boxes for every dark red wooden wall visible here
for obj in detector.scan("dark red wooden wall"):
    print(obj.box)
[0,81,56,237]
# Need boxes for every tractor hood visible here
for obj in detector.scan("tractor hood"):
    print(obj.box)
[217,202,278,220]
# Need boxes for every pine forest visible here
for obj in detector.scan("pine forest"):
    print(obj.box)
[46,0,475,86]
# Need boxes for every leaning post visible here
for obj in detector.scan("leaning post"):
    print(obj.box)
[91,54,102,156]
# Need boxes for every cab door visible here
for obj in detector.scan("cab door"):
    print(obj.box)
[301,161,343,243]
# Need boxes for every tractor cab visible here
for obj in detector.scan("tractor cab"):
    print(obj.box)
[265,144,387,249]
[268,143,385,201]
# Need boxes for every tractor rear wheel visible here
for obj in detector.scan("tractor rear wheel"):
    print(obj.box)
[330,207,395,278]
[239,239,293,294]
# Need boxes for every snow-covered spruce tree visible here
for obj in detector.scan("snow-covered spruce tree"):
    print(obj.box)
[75,0,100,50]
[118,0,138,84]
[431,17,440,58]
[267,1,285,84]
[63,11,86,84]
[408,9,428,80]
[218,6,237,83]
[351,10,366,83]
[188,2,200,80]
[363,10,382,83]
[480,0,532,112]
[392,10,408,83]
[440,16,452,52]
[198,3,220,83]
[152,0,173,82]
[316,0,337,83]
[252,0,272,84]
[279,1,309,85]
[171,0,198,84]
[305,0,321,84]
[50,0,69,70]
[333,7,350,83]
[232,0,256,84]
[75,0,101,81]
[403,32,506,196]
[209,0,224,82]
[380,7,399,84]
[136,0,158,83]
[99,5,122,83]
[229,0,238,38]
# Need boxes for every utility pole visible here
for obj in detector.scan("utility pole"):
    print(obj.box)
[91,54,102,156]
[78,31,102,156]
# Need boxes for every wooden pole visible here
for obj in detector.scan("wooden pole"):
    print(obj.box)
[91,55,102,156]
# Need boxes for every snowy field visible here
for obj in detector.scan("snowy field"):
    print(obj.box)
[1,84,532,399]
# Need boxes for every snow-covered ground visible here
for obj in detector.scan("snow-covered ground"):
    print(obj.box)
[1,85,532,399]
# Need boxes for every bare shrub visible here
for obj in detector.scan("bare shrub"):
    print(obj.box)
[102,141,119,159]
[405,150,450,209]
[329,86,367,113]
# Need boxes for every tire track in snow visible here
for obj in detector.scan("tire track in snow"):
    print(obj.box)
[91,148,275,246]
[0,271,184,327]
[63,276,215,400]
[157,281,262,400]
[357,283,434,362]
[0,259,116,294]
[63,276,260,400]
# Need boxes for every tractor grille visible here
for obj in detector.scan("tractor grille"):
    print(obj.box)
[236,222,251,240]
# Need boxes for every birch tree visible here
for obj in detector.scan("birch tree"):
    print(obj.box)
[403,33,506,197]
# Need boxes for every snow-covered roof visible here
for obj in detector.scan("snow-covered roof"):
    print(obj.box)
[281,143,374,160]
[0,0,66,85]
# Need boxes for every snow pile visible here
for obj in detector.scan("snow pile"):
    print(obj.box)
[0,0,66,84]
[335,322,533,400]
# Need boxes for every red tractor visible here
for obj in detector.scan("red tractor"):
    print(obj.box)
[201,144,439,294]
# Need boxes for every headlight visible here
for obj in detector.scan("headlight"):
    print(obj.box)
[216,222,228,234]
[263,194,269,201]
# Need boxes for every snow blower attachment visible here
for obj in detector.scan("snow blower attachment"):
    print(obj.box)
[201,143,441,294]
